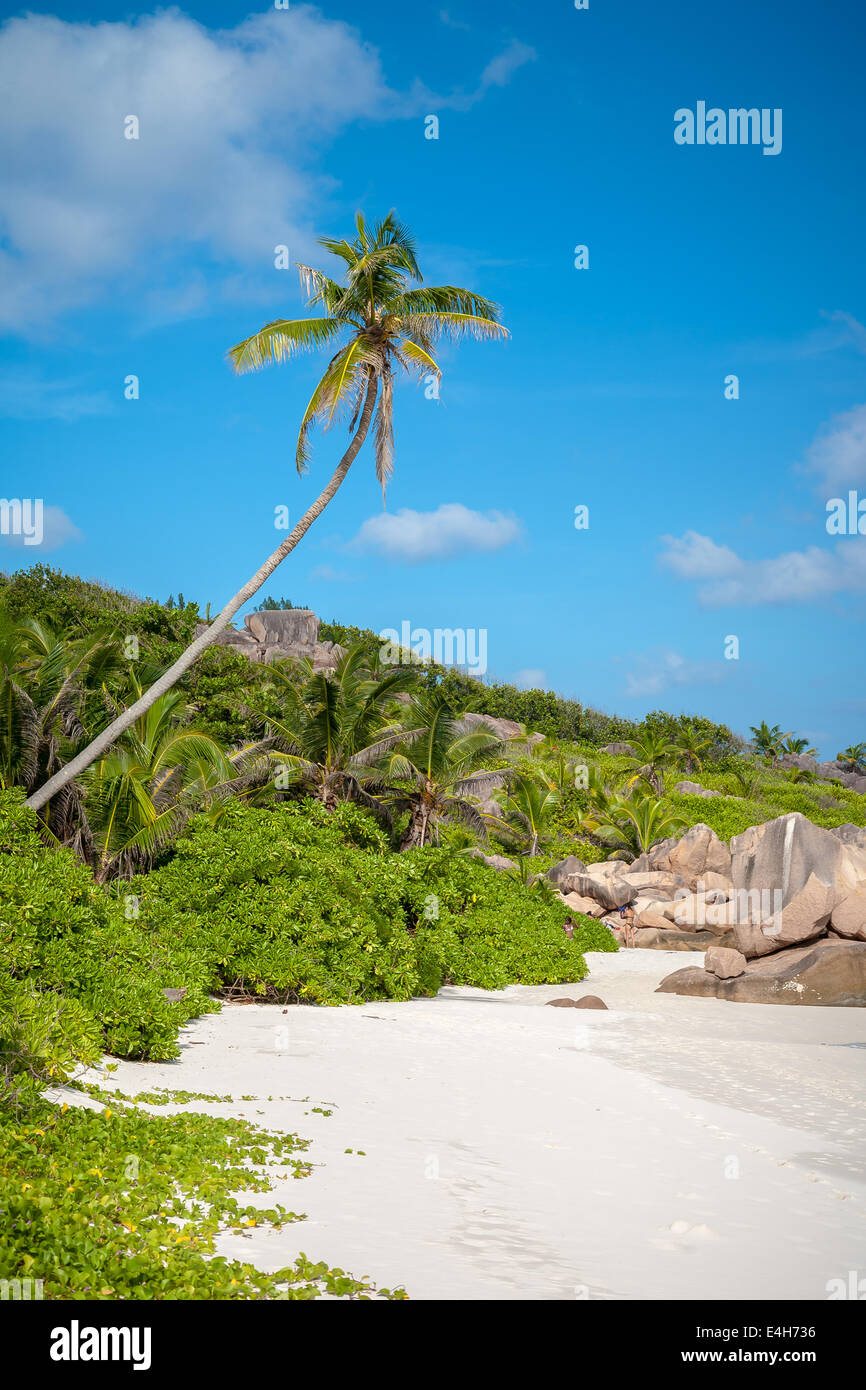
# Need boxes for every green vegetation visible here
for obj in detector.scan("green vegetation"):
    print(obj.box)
[3,564,864,1302]
[130,799,599,1003]
[0,1098,406,1299]
[0,790,214,1068]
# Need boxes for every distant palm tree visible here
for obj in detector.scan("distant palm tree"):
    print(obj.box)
[0,616,122,853]
[749,721,790,763]
[727,760,764,799]
[83,675,261,881]
[838,743,866,773]
[780,735,817,757]
[622,730,680,796]
[506,855,560,903]
[382,689,507,848]
[26,211,507,815]
[542,743,579,793]
[672,726,713,775]
[496,771,560,857]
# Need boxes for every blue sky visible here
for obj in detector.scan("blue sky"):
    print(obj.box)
[2,0,865,755]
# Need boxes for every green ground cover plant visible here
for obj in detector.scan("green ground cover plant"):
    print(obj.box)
[0,1098,406,1299]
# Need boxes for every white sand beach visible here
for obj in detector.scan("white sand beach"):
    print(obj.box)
[80,950,866,1301]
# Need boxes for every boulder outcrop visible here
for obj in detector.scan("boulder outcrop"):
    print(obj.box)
[194,609,345,672]
[554,809,866,1005]
[674,781,722,799]
[656,939,866,1007]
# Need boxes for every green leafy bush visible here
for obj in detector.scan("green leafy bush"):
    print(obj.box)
[0,979,101,1111]
[0,791,215,1062]
[570,916,620,953]
[133,800,598,1004]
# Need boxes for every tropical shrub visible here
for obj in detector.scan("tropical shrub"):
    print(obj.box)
[0,978,101,1111]
[133,800,600,1003]
[0,790,214,1061]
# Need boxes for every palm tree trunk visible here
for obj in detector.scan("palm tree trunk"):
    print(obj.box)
[26,373,379,814]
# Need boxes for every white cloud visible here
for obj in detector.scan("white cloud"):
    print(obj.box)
[622,648,728,700]
[350,503,521,563]
[439,9,471,31]
[660,530,866,606]
[801,402,866,493]
[513,668,546,690]
[660,530,744,580]
[478,40,536,93]
[0,10,535,332]
[0,504,83,552]
[820,310,866,355]
[0,9,390,328]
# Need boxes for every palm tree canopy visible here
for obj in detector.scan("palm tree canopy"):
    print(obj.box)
[256,643,419,809]
[227,210,508,490]
[381,689,508,847]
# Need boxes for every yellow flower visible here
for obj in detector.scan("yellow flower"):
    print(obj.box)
[21,1183,32,1192]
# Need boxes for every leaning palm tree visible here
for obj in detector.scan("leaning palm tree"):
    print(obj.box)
[381,689,507,848]
[26,211,508,815]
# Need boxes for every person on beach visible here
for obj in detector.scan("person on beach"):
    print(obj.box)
[562,916,575,940]
[619,904,636,949]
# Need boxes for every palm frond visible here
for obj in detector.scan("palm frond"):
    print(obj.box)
[227,317,343,374]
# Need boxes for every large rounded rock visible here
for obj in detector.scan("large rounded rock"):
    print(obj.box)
[245,608,320,646]
[831,890,866,941]
[668,824,732,889]
[732,872,837,959]
[674,781,722,799]
[561,891,604,917]
[656,939,866,1006]
[468,849,517,872]
[705,946,747,979]
[459,711,525,742]
[570,871,634,912]
[833,825,866,851]
[730,811,866,909]
[546,855,587,887]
